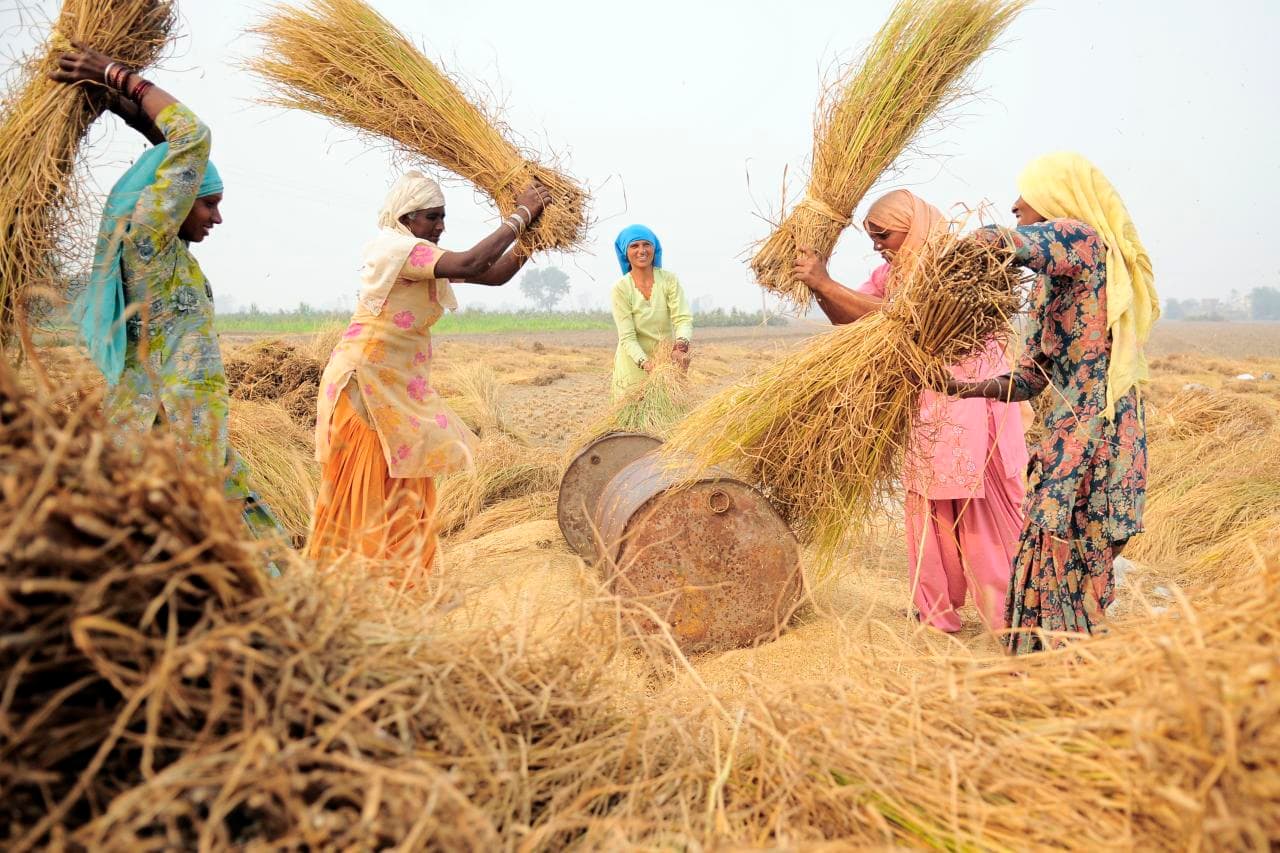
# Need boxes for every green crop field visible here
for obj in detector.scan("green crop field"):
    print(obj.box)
[213,308,786,336]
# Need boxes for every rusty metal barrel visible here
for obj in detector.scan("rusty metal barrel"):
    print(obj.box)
[594,452,803,654]
[557,432,664,560]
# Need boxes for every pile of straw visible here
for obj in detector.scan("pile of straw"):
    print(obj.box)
[667,234,1022,563]
[251,0,588,251]
[1129,388,1280,587]
[228,398,319,546]
[223,339,323,429]
[435,364,559,536]
[0,356,638,850]
[751,0,1027,309]
[3,354,1278,849]
[590,340,692,438]
[0,0,175,345]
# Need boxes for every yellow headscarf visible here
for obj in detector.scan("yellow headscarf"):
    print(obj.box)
[1017,153,1158,418]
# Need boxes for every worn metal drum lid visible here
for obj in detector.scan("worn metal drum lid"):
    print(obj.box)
[556,431,663,560]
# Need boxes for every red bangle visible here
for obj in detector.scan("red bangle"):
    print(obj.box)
[108,64,133,92]
[130,78,153,102]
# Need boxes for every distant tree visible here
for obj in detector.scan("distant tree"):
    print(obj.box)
[1163,298,1186,320]
[1250,286,1280,321]
[519,266,572,312]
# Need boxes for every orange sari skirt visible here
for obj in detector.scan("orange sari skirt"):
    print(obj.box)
[306,392,438,572]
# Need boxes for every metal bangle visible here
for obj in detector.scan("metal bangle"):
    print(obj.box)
[103,62,119,88]
[502,218,520,237]
[506,214,526,234]
[515,204,534,224]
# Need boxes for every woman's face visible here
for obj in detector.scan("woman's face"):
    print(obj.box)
[401,206,446,242]
[627,239,655,270]
[1012,196,1046,226]
[179,193,223,243]
[866,221,908,264]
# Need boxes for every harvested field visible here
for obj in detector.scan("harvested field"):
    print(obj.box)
[4,318,1279,848]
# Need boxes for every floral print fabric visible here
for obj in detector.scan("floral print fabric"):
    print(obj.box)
[994,219,1148,653]
[315,242,476,478]
[104,103,253,503]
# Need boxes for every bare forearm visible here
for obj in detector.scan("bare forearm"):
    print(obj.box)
[467,244,530,285]
[109,91,165,144]
[809,277,882,325]
[435,226,517,280]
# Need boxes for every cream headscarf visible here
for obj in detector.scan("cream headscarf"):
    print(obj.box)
[864,189,946,276]
[1017,152,1158,418]
[357,171,457,315]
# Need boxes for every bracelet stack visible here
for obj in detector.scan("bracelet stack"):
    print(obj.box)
[103,61,153,102]
[502,208,530,238]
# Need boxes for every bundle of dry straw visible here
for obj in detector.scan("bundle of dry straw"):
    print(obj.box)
[0,0,175,346]
[667,233,1021,564]
[591,340,692,438]
[751,0,1027,310]
[251,0,588,251]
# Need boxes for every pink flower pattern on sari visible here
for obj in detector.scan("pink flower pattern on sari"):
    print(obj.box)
[406,375,428,402]
[393,310,415,329]
[408,244,435,268]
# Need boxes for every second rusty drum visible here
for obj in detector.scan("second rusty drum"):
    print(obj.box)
[594,452,803,654]
[557,432,664,560]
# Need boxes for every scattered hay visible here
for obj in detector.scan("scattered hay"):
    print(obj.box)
[3,351,1279,850]
[668,233,1022,566]
[223,338,322,430]
[441,362,525,441]
[305,317,347,363]
[453,490,557,543]
[750,0,1028,309]
[228,398,319,546]
[0,0,175,345]
[1129,389,1280,587]
[250,0,589,252]
[434,434,560,537]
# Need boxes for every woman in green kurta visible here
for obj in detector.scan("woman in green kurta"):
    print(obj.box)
[52,44,283,544]
[609,224,694,399]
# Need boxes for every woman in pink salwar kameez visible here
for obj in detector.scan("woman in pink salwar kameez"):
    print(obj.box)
[794,190,1029,632]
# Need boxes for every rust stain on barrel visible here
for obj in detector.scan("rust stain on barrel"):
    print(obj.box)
[557,432,663,560]
[596,452,803,654]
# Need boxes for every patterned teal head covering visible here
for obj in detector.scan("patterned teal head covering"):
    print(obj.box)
[77,145,222,383]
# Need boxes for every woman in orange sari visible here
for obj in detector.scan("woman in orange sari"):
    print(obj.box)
[308,172,550,572]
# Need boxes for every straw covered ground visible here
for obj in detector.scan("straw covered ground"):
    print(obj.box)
[3,320,1279,849]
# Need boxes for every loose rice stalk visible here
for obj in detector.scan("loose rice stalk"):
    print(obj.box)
[751,0,1028,310]
[0,0,175,347]
[668,233,1022,568]
[250,0,589,251]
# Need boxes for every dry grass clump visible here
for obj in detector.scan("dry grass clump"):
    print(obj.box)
[751,0,1027,310]
[591,340,692,438]
[223,338,323,429]
[305,317,347,363]
[442,362,526,441]
[0,0,175,345]
[1128,388,1280,587]
[0,355,655,850]
[3,352,1279,849]
[668,234,1021,563]
[454,490,557,543]
[228,398,319,546]
[250,0,588,252]
[434,363,558,537]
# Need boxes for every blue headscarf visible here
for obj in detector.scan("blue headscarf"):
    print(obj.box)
[77,144,222,383]
[613,224,662,274]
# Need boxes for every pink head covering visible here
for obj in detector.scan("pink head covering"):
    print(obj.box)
[863,189,945,267]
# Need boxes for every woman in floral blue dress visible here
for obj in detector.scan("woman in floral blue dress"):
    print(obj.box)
[51,43,283,544]
[947,154,1156,654]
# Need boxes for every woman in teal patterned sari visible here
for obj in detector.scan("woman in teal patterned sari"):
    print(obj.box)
[51,44,283,546]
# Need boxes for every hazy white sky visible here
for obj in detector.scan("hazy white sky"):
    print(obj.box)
[4,0,1278,313]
